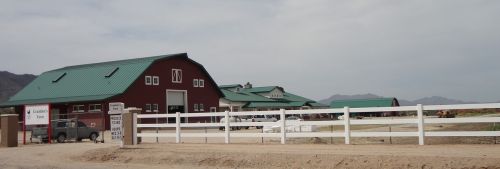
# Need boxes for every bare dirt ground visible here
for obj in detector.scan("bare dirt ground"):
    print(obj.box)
[1,142,500,169]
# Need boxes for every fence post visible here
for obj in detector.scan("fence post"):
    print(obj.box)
[224,111,230,144]
[133,113,138,145]
[176,112,181,144]
[280,109,286,144]
[417,104,425,145]
[344,106,351,145]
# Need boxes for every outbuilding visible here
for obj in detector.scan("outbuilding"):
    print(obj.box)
[330,98,400,117]
[0,53,223,129]
[219,82,328,112]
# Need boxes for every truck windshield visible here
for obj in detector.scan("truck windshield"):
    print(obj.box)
[57,122,67,127]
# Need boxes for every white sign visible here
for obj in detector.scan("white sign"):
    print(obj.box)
[108,102,124,115]
[25,104,50,125]
[110,115,123,140]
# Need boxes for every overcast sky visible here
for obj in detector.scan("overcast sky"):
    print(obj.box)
[1,0,499,102]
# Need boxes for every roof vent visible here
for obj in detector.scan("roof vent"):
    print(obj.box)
[105,67,119,78]
[52,72,66,83]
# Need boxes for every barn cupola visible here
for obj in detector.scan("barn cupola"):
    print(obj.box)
[244,82,252,89]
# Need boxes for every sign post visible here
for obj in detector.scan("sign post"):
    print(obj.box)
[108,102,124,148]
[24,104,51,144]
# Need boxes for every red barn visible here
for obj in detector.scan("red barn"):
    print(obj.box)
[1,53,223,129]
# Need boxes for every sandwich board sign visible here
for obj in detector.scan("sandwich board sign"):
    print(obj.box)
[108,102,124,147]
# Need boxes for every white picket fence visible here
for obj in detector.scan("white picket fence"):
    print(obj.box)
[133,103,500,145]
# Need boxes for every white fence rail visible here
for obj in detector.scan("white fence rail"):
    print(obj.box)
[133,103,500,145]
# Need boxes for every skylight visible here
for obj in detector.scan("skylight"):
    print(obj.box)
[105,67,119,78]
[52,72,66,83]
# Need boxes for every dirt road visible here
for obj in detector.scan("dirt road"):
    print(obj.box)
[1,142,500,169]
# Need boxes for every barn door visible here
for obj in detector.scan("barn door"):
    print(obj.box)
[166,90,187,123]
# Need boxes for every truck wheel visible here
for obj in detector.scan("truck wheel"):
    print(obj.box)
[57,134,66,143]
[89,133,98,141]
[256,126,262,129]
[245,127,249,129]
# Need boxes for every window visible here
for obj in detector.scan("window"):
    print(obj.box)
[145,104,152,112]
[194,104,199,112]
[72,105,84,112]
[193,79,199,87]
[145,76,152,85]
[152,76,159,85]
[172,69,182,83]
[199,79,205,87]
[152,104,159,112]
[89,104,102,112]
[199,104,204,112]
[57,122,67,128]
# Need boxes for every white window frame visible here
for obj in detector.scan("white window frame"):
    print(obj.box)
[152,76,159,85]
[72,105,84,112]
[89,104,102,112]
[199,79,204,87]
[172,69,182,83]
[145,76,152,85]
[193,79,199,87]
[145,104,152,112]
[194,104,199,112]
[199,104,204,112]
[152,104,159,112]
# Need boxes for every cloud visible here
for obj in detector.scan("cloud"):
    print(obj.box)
[0,0,499,102]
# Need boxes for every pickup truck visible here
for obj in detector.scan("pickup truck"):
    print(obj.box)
[219,116,252,130]
[31,119,100,143]
[251,115,277,129]
[263,116,319,133]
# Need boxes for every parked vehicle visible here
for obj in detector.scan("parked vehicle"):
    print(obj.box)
[264,116,320,133]
[219,116,243,130]
[286,116,302,121]
[31,119,100,143]
[252,115,278,129]
[436,110,456,118]
[239,116,253,129]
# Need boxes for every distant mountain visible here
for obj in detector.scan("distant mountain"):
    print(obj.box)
[318,94,383,105]
[0,71,37,103]
[410,96,473,105]
[319,94,475,106]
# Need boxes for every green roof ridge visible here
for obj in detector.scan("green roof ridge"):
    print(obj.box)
[51,53,182,72]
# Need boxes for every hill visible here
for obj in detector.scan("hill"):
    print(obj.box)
[0,71,37,103]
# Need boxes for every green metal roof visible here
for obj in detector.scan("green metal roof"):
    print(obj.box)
[220,89,275,102]
[241,86,280,93]
[1,53,213,107]
[283,93,314,102]
[288,101,308,107]
[245,102,293,108]
[309,102,329,107]
[219,84,242,89]
[330,98,399,108]
[220,84,325,108]
[1,95,115,106]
